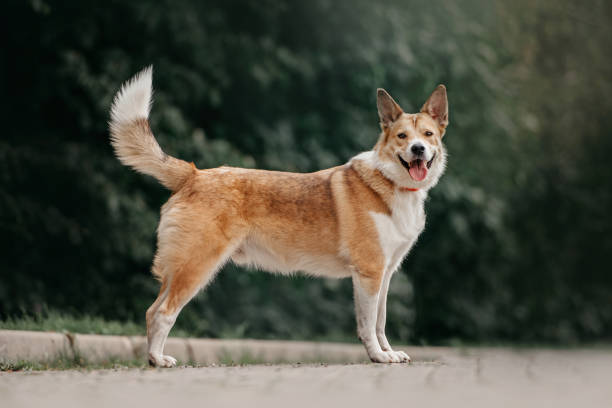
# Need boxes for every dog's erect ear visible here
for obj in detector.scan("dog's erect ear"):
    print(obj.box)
[421,85,449,130]
[377,88,404,128]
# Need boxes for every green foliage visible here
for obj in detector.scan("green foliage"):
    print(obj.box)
[1,0,611,344]
[0,309,149,336]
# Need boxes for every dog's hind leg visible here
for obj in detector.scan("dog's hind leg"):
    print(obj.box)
[146,233,241,367]
[145,276,172,366]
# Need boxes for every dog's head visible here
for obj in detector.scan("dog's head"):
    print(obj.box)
[373,86,449,190]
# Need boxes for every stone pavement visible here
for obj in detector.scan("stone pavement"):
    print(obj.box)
[2,347,611,408]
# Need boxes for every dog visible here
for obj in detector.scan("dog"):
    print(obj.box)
[109,67,448,366]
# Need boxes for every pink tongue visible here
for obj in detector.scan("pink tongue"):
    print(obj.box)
[408,160,428,181]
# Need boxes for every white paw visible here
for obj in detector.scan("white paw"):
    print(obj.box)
[369,350,411,363]
[391,350,411,363]
[149,354,177,368]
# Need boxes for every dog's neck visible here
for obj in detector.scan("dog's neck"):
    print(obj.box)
[349,153,427,212]
[349,158,394,208]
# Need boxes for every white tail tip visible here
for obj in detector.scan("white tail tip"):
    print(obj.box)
[110,66,153,125]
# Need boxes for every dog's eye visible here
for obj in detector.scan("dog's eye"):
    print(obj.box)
[424,130,433,136]
[397,133,407,139]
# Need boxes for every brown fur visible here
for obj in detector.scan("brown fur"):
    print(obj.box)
[109,69,448,365]
[122,95,446,317]
[147,161,398,312]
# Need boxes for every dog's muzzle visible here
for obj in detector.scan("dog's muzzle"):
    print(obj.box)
[398,152,436,181]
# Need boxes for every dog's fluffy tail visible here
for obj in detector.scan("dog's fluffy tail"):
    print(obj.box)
[109,66,194,191]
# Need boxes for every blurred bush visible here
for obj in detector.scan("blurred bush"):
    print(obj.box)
[1,0,611,344]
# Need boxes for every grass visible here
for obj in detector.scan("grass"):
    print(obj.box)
[0,310,189,338]
[0,358,150,372]
[0,311,360,343]
[1,354,357,372]
[0,350,342,372]
[0,349,150,372]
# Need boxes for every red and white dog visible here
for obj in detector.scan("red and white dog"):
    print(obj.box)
[109,67,449,366]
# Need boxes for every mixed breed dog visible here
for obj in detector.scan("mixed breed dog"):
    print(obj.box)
[109,67,449,366]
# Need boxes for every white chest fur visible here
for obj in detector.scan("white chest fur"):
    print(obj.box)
[370,191,426,273]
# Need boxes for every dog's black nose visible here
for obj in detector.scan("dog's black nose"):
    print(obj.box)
[411,143,425,156]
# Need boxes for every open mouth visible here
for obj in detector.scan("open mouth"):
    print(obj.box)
[398,153,436,181]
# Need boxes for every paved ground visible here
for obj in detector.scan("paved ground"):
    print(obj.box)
[2,347,611,408]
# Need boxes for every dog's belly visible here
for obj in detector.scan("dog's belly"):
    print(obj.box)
[231,239,351,278]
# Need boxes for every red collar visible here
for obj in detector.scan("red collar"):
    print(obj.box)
[398,187,419,192]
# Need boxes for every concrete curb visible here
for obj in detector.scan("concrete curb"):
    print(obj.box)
[0,330,369,365]
[0,330,72,362]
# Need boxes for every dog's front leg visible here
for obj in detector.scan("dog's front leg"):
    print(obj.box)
[352,271,409,363]
[375,269,411,362]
